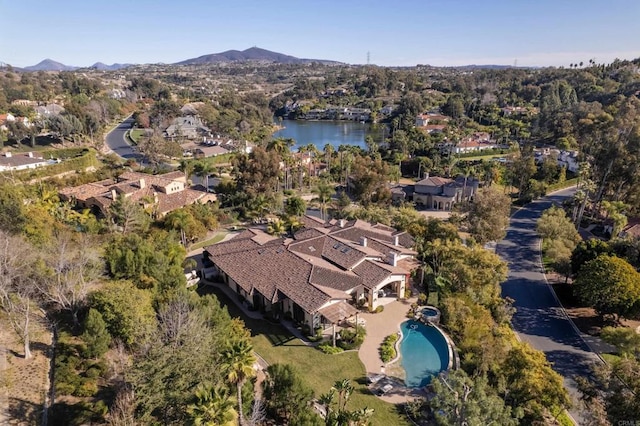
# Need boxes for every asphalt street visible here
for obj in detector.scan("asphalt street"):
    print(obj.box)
[497,188,600,422]
[104,116,144,162]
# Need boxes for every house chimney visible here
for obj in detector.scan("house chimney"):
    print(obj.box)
[394,235,399,246]
[153,191,158,203]
[360,237,367,247]
[424,172,429,179]
[339,219,346,228]
[139,178,146,189]
[27,152,33,158]
[111,189,117,200]
[5,152,11,158]
[388,252,398,267]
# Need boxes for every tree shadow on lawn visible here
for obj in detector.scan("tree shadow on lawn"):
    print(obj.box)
[198,285,298,347]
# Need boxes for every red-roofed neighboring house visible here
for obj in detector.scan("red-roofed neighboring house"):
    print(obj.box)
[620,218,640,239]
[0,113,15,131]
[58,170,216,218]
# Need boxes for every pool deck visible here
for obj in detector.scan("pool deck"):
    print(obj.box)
[357,296,428,403]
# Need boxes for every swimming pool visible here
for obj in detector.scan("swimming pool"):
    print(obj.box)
[422,307,439,317]
[399,320,450,387]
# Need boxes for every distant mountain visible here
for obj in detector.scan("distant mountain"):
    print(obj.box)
[23,59,78,72]
[450,64,522,70]
[90,62,132,71]
[175,47,341,66]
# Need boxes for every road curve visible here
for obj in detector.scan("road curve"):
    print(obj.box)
[497,188,599,422]
[104,116,144,162]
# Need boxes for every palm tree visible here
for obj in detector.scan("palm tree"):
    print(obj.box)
[187,385,238,426]
[313,182,335,220]
[320,379,372,426]
[266,219,287,237]
[179,159,196,183]
[267,137,295,156]
[332,379,353,412]
[248,194,271,223]
[323,143,335,173]
[195,161,214,190]
[164,209,193,246]
[304,143,321,185]
[223,340,256,426]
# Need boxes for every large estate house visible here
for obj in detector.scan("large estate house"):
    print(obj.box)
[59,170,216,217]
[413,175,479,210]
[204,217,417,331]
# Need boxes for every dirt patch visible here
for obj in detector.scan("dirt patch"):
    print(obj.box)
[0,313,53,426]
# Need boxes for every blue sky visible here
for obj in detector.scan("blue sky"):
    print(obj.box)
[1,0,639,67]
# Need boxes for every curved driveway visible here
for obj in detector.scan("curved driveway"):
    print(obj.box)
[497,188,599,422]
[105,116,144,162]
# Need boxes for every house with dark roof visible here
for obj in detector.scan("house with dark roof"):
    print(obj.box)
[59,170,216,217]
[0,151,50,171]
[164,115,211,140]
[414,174,479,210]
[203,218,417,330]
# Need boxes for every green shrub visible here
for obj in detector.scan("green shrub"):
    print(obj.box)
[417,293,428,305]
[374,305,384,313]
[379,333,399,363]
[74,380,98,397]
[337,326,366,350]
[318,342,345,354]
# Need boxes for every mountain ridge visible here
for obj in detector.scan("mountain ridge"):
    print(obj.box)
[174,47,342,65]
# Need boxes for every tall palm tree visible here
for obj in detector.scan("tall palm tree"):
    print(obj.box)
[187,385,238,426]
[323,143,335,173]
[304,143,320,186]
[313,182,335,220]
[223,340,256,426]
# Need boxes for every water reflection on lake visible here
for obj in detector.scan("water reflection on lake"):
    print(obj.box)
[273,119,385,151]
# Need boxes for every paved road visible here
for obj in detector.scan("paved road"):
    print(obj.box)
[497,188,600,422]
[104,116,145,163]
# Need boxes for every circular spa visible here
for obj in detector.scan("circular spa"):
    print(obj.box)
[399,320,450,388]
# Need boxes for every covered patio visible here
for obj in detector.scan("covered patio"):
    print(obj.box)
[318,301,360,346]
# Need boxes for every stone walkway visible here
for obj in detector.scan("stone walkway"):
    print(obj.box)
[357,297,426,403]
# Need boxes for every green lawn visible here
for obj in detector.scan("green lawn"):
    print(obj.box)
[202,286,409,426]
[189,232,227,251]
[129,128,147,145]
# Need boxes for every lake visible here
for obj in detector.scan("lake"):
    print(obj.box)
[272,119,385,151]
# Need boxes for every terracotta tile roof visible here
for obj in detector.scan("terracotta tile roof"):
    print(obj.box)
[294,227,326,241]
[415,176,453,187]
[299,214,326,229]
[310,265,362,292]
[58,179,115,200]
[353,260,393,289]
[213,245,329,312]
[321,237,367,270]
[204,238,260,258]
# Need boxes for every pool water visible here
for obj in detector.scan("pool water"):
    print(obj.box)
[422,307,439,317]
[399,320,450,387]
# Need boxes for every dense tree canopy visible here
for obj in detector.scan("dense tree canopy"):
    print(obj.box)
[574,254,640,320]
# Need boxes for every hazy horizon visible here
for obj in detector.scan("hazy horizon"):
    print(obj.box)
[2,0,639,68]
